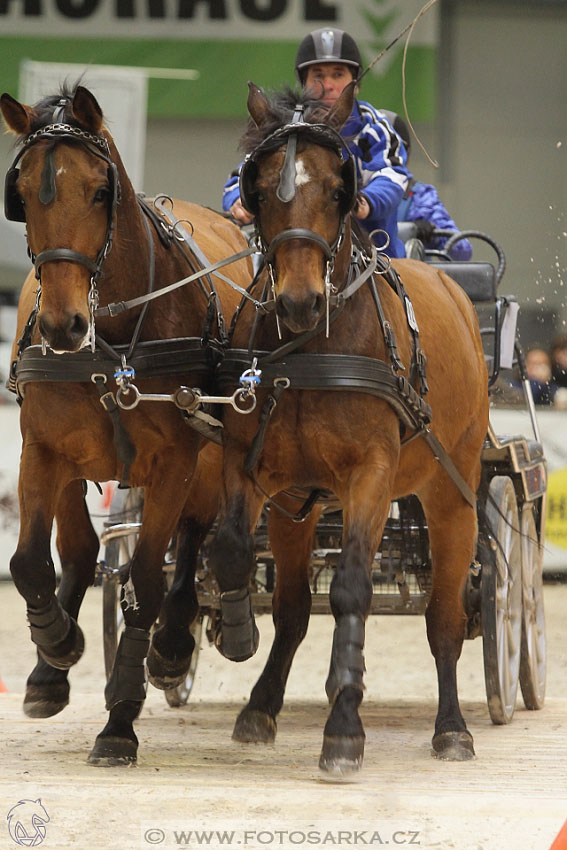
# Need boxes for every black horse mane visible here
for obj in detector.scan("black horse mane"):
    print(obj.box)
[239,86,332,154]
[24,81,88,138]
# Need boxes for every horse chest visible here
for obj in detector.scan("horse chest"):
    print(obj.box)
[257,394,393,484]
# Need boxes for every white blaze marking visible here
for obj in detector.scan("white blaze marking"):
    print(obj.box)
[294,158,311,187]
[56,167,66,176]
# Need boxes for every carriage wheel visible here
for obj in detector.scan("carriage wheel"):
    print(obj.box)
[518,502,546,710]
[102,487,201,706]
[481,476,522,725]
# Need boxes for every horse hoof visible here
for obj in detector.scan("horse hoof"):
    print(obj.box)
[146,645,191,691]
[23,682,70,718]
[37,618,85,671]
[432,730,475,761]
[87,736,138,767]
[232,709,276,743]
[318,735,364,778]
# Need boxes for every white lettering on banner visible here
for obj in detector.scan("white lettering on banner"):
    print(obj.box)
[0,0,437,43]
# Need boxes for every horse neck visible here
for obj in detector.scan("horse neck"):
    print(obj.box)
[103,139,150,282]
[97,142,210,344]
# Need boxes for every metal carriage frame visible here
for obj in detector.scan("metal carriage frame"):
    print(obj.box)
[97,228,547,727]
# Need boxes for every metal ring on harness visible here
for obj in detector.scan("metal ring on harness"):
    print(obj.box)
[172,218,195,241]
[232,388,257,413]
[368,229,391,255]
[116,384,141,410]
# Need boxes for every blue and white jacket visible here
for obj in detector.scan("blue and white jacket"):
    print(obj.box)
[222,99,410,259]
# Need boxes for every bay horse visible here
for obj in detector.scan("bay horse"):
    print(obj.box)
[208,82,489,776]
[0,84,260,765]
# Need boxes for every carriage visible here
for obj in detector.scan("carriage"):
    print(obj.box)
[98,222,547,727]
[2,82,547,772]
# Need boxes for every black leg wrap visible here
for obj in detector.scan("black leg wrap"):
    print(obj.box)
[325,614,366,704]
[28,598,70,647]
[105,627,150,711]
[216,587,259,662]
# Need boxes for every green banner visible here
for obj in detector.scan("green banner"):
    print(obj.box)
[0,36,435,119]
[0,1,438,119]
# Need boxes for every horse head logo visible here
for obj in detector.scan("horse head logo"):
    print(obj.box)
[6,799,50,847]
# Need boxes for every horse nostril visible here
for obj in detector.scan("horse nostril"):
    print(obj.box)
[38,315,53,339]
[68,313,89,342]
[276,292,292,320]
[312,292,325,317]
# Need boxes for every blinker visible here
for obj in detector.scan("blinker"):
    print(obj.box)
[4,167,25,222]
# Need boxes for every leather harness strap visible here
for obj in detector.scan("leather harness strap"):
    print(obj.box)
[221,347,475,511]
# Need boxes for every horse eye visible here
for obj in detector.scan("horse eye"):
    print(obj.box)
[93,187,109,204]
[332,189,342,202]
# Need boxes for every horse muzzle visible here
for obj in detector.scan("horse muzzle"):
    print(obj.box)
[38,309,90,353]
[275,289,325,333]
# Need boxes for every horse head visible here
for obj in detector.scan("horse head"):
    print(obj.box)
[1,86,120,352]
[242,81,357,333]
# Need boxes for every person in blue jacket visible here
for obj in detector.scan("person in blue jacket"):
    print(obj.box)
[382,111,473,261]
[222,28,410,259]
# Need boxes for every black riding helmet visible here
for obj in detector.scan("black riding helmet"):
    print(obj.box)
[295,28,363,85]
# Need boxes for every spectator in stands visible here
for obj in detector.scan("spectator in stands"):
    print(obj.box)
[550,334,567,388]
[525,346,558,405]
[382,111,473,261]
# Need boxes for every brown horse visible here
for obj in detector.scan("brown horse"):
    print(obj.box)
[1,84,257,765]
[208,82,489,776]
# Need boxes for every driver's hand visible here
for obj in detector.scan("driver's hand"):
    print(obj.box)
[413,218,436,242]
[230,199,255,225]
[354,194,370,220]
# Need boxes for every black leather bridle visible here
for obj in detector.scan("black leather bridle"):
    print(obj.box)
[4,120,120,347]
[239,114,357,287]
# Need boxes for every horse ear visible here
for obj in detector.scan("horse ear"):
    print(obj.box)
[0,93,34,135]
[72,86,103,133]
[326,80,356,131]
[247,81,273,128]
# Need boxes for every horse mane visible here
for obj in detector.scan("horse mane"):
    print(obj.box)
[22,80,91,139]
[239,86,331,154]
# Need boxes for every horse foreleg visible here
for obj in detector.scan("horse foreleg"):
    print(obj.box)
[147,444,221,690]
[207,460,266,662]
[421,487,477,761]
[233,497,321,744]
[11,446,86,675]
[24,480,99,718]
[88,466,193,766]
[320,461,394,777]
[147,516,211,690]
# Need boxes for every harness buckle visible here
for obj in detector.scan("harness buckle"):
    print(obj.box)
[239,357,262,394]
[114,355,136,389]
